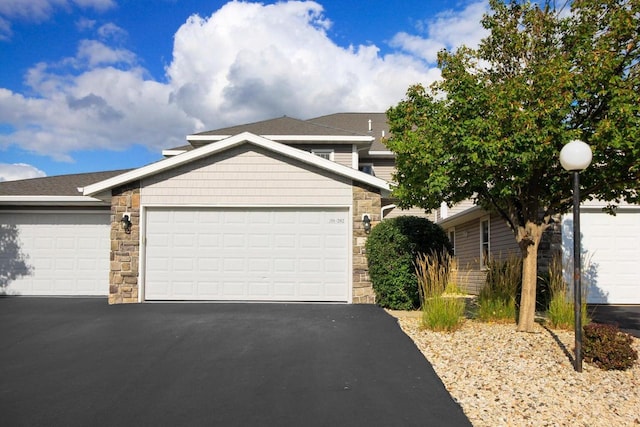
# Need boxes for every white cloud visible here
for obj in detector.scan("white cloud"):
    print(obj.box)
[97,22,127,41]
[0,0,485,164]
[76,40,137,68]
[76,17,97,31]
[391,1,489,61]
[0,16,11,41]
[0,163,47,182]
[0,0,115,21]
[0,0,115,40]
[165,0,434,128]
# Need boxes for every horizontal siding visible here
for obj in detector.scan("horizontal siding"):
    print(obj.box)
[369,158,396,182]
[489,211,520,260]
[445,211,519,295]
[288,144,353,168]
[141,145,352,206]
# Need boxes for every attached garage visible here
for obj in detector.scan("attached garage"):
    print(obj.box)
[563,207,640,304]
[143,207,350,301]
[79,132,389,304]
[0,211,110,296]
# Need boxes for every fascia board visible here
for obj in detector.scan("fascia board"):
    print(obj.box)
[436,205,484,228]
[366,150,395,157]
[161,149,188,157]
[85,132,390,196]
[187,134,374,143]
[0,196,109,206]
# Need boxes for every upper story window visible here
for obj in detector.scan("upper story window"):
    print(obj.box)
[311,149,334,161]
[480,217,490,269]
[358,163,375,176]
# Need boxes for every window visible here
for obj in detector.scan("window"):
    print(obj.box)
[358,163,375,176]
[448,228,456,256]
[480,217,490,269]
[311,149,333,161]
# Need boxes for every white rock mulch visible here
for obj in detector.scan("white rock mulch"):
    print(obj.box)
[395,316,640,427]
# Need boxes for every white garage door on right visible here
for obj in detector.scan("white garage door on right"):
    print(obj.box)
[144,207,350,302]
[564,209,640,304]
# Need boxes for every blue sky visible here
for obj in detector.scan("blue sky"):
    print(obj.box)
[0,0,489,181]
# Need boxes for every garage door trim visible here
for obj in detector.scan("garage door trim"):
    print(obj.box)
[140,205,353,303]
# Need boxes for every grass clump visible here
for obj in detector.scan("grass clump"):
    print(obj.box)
[545,255,589,330]
[415,252,465,332]
[477,254,521,323]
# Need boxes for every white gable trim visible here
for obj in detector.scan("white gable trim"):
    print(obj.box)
[83,132,390,196]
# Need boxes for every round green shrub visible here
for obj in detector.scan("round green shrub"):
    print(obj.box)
[365,216,452,310]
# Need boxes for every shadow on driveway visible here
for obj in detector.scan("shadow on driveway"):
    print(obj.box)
[589,305,640,338]
[0,298,470,427]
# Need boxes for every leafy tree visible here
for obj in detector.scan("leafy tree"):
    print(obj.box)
[385,0,639,332]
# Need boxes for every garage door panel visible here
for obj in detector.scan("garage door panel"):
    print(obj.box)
[145,208,349,301]
[565,210,639,304]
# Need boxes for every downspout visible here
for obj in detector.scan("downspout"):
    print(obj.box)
[381,204,396,220]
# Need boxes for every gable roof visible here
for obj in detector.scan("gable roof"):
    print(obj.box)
[0,169,129,206]
[84,132,390,197]
[188,116,373,147]
[306,112,391,154]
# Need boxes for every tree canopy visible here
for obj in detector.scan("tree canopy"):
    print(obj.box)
[385,0,639,331]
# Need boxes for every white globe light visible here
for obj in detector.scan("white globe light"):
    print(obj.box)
[560,140,592,171]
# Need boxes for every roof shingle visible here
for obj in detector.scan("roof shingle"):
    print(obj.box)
[0,169,131,196]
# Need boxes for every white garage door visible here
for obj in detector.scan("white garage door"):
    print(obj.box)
[0,211,110,296]
[144,208,350,302]
[564,209,640,304]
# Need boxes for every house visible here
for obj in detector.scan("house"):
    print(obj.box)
[1,112,637,305]
[436,200,640,305]
[1,113,394,303]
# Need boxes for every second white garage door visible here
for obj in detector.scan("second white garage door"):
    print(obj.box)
[0,211,110,296]
[144,208,350,301]
[563,208,640,304]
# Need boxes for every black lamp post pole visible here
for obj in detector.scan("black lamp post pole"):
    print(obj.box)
[572,170,583,373]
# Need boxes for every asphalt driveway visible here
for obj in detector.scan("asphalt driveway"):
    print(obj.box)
[0,298,470,427]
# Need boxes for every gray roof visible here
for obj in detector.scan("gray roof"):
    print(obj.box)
[193,116,363,137]
[306,112,390,152]
[0,169,131,196]
[181,112,392,153]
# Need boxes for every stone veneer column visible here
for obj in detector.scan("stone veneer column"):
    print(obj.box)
[352,183,382,304]
[109,181,140,304]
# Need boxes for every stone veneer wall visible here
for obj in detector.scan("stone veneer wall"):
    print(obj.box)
[109,181,140,304]
[352,183,382,304]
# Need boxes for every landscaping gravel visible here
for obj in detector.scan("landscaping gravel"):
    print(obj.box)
[392,313,640,427]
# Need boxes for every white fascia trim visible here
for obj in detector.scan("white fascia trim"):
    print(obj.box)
[367,150,395,156]
[162,149,188,157]
[187,134,374,143]
[0,196,109,206]
[84,132,391,197]
[436,205,484,228]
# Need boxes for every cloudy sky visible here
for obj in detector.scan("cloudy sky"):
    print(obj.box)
[0,0,489,181]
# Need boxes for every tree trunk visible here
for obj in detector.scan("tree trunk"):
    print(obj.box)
[516,222,544,332]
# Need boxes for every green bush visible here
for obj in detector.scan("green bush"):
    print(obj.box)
[477,254,521,323]
[583,323,638,371]
[365,216,451,310]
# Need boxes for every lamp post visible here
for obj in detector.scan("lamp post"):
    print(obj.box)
[559,140,592,373]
